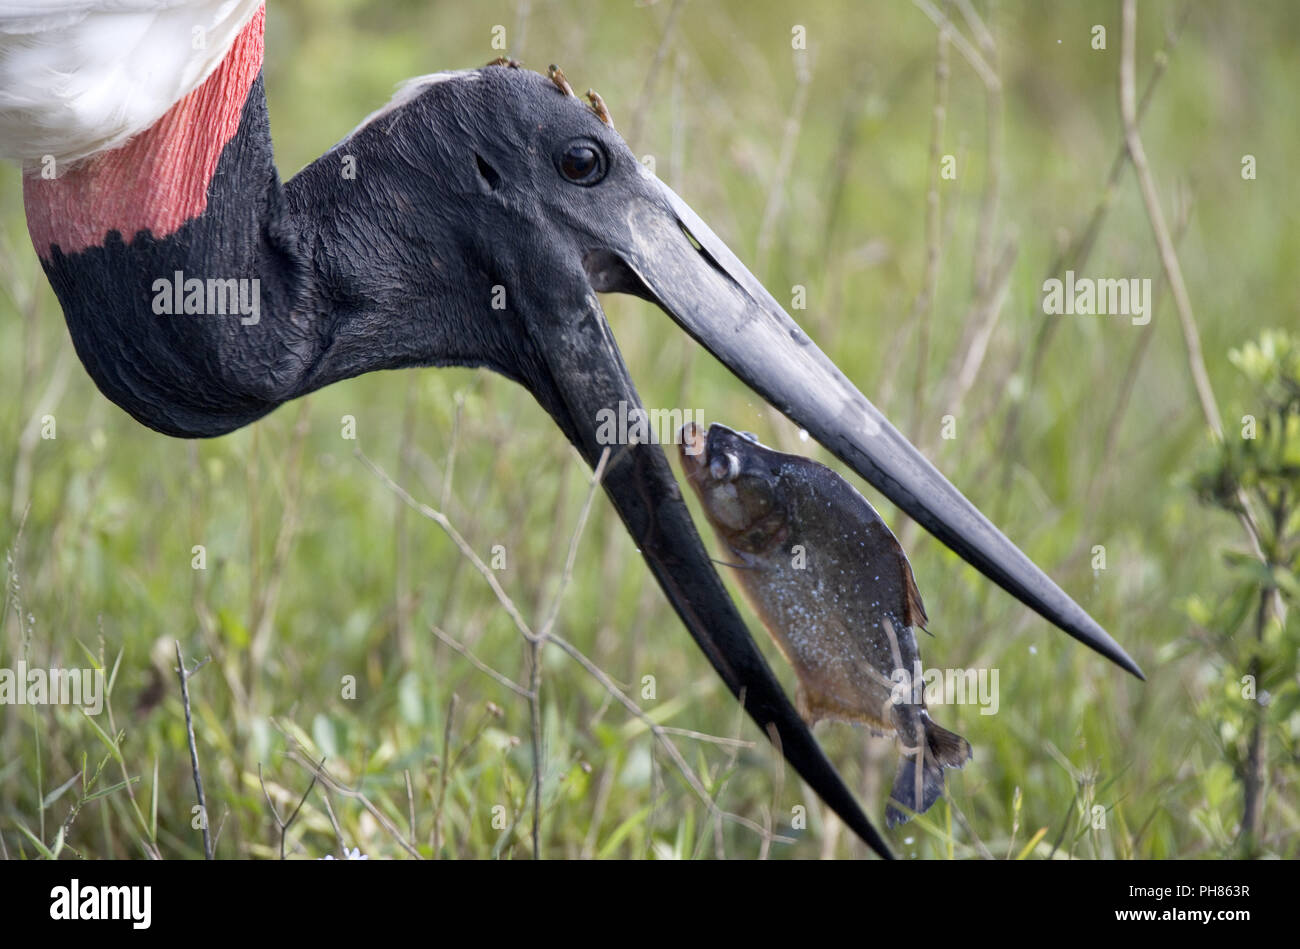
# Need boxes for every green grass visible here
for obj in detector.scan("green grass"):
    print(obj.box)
[1,0,1296,859]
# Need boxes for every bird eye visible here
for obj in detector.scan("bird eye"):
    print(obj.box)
[557,141,606,185]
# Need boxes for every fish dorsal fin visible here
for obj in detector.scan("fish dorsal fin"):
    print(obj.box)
[901,557,928,630]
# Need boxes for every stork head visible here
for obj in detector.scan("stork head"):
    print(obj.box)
[321,62,1141,856]
[350,62,1143,666]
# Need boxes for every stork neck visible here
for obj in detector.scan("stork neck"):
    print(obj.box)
[23,6,266,258]
[26,2,320,439]
[23,19,497,440]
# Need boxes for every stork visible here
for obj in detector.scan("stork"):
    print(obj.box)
[0,1,1142,859]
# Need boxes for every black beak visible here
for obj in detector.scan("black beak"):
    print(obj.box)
[514,137,1138,859]
[521,283,896,858]
[612,179,1144,681]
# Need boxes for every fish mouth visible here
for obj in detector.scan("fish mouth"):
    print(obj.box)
[676,420,710,484]
[679,419,709,461]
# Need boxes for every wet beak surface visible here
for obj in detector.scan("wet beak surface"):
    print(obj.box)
[620,180,1144,680]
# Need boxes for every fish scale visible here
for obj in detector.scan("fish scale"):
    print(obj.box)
[680,421,973,826]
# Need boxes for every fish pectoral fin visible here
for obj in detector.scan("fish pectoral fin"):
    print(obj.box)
[717,547,767,572]
[794,685,811,723]
[711,556,755,570]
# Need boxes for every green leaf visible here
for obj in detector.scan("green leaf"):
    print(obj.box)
[150,755,159,840]
[81,711,124,765]
[107,647,125,695]
[41,773,80,810]
[75,639,104,672]
[1016,827,1048,860]
[597,804,652,859]
[82,777,140,802]
[16,822,55,860]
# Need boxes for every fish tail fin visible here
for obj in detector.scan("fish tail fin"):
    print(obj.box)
[885,715,971,827]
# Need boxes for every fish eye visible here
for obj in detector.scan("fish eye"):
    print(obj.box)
[709,452,741,482]
[556,140,606,185]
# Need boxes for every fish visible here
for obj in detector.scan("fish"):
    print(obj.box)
[678,421,972,826]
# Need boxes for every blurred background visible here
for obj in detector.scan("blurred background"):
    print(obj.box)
[1,0,1296,859]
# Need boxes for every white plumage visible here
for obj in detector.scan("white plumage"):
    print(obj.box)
[345,70,478,143]
[0,0,262,167]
